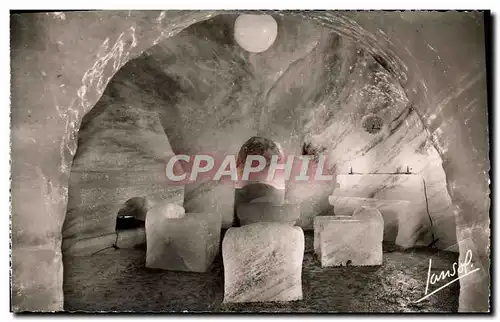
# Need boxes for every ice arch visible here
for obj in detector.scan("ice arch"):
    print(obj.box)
[10,11,489,312]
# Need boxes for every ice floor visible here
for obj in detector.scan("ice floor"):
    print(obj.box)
[63,231,459,313]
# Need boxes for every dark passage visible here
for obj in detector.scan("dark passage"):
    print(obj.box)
[116,197,147,231]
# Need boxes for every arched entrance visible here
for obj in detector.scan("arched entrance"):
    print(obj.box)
[234,136,288,226]
[116,197,147,230]
[235,136,286,201]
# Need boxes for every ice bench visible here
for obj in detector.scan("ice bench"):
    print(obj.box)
[145,203,221,272]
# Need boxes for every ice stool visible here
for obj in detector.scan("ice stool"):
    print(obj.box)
[222,222,304,303]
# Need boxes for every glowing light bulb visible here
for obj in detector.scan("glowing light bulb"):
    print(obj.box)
[234,14,278,53]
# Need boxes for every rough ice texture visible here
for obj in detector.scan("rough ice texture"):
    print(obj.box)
[73,13,453,243]
[63,231,461,312]
[235,183,286,205]
[236,202,300,225]
[222,222,304,303]
[315,207,384,267]
[62,77,185,256]
[11,11,489,312]
[148,202,185,220]
[313,216,352,256]
[63,13,455,246]
[329,196,417,247]
[184,181,235,229]
[145,212,221,272]
[334,174,457,250]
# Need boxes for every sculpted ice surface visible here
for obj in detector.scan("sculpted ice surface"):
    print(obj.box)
[165,154,334,183]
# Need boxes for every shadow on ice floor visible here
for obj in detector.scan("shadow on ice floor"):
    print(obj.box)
[63,231,459,313]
